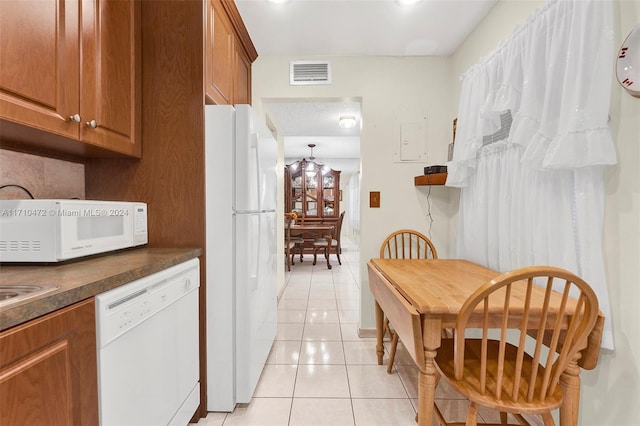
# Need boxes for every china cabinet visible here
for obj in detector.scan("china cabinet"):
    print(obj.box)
[285,160,340,219]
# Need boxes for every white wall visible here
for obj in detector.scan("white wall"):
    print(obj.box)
[252,56,457,316]
[450,1,640,424]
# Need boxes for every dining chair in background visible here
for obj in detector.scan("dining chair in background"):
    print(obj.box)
[432,266,600,426]
[289,214,305,266]
[379,229,438,373]
[312,211,345,266]
[284,219,296,271]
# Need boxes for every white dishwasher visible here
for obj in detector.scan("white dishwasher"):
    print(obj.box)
[96,258,200,426]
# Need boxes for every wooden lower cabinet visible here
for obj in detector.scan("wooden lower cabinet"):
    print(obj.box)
[0,299,98,426]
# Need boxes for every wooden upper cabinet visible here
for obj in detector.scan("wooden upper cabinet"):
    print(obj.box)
[0,0,80,139]
[80,0,141,157]
[205,0,257,105]
[0,0,141,158]
[206,0,234,105]
[234,44,252,105]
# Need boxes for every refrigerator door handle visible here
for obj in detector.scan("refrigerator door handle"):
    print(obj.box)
[250,133,262,212]
[249,213,260,291]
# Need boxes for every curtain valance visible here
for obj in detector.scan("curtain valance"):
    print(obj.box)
[447,0,616,187]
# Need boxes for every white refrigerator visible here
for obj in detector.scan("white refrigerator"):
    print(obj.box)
[205,104,277,411]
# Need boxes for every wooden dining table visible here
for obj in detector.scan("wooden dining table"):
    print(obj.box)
[367,258,604,426]
[290,223,334,269]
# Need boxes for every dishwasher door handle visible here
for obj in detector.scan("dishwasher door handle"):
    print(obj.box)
[107,288,147,310]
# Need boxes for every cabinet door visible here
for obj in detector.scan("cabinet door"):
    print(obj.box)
[0,0,80,139]
[322,174,336,217]
[205,0,234,105]
[80,0,141,157]
[234,46,251,105]
[321,170,340,218]
[0,299,98,426]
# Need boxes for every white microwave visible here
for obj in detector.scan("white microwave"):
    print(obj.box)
[0,200,148,262]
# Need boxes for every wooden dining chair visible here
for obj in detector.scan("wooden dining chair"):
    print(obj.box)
[379,229,438,373]
[289,214,305,265]
[284,219,297,271]
[312,211,345,266]
[432,266,599,426]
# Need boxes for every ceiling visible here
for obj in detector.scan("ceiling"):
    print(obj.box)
[237,0,498,175]
[264,99,362,175]
[235,0,498,57]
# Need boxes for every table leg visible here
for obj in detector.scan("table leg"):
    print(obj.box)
[375,300,384,365]
[559,356,582,426]
[417,349,439,426]
[417,319,442,426]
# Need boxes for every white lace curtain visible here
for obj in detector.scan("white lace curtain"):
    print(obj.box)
[447,0,616,349]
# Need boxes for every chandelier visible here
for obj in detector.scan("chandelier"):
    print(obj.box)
[289,144,330,177]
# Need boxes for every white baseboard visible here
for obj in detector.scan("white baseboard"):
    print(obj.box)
[358,327,377,338]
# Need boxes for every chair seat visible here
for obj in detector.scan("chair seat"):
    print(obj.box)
[435,339,564,415]
[313,238,337,247]
[290,237,304,244]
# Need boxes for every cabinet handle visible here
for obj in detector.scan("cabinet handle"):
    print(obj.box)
[86,120,98,128]
[69,114,82,123]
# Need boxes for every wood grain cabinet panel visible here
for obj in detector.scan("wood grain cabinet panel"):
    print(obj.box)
[206,0,234,105]
[0,0,141,158]
[0,299,98,426]
[205,0,256,105]
[0,0,80,140]
[81,0,141,157]
[234,45,251,105]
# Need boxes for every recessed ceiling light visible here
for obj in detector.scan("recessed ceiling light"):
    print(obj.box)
[339,115,357,129]
[395,0,422,5]
[266,0,290,4]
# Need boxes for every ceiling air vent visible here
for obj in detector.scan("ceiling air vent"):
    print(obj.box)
[290,61,332,85]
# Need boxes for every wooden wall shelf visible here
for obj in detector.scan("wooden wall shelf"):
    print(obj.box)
[414,173,447,186]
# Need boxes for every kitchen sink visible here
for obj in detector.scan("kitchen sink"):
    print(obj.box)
[0,284,60,308]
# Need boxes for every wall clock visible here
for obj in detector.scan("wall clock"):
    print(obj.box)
[617,24,640,98]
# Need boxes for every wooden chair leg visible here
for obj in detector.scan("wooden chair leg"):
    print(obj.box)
[433,401,448,426]
[387,332,399,373]
[324,247,331,269]
[336,248,342,265]
[500,412,508,425]
[541,412,554,426]
[513,414,532,425]
[286,247,291,271]
[465,402,479,426]
[384,317,395,340]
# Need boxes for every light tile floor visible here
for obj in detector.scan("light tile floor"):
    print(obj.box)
[193,239,543,425]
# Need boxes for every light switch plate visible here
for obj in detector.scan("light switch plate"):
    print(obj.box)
[370,191,380,208]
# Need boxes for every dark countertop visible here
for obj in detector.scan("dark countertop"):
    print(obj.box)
[0,247,203,331]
